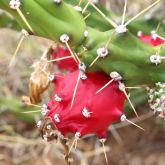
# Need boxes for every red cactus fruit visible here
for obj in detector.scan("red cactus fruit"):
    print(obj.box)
[46,71,126,138]
[138,31,165,46]
[52,47,77,71]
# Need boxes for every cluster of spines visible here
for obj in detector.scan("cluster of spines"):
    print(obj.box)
[147,82,165,119]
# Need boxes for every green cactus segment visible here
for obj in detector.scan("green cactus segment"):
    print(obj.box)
[67,0,113,31]
[0,0,164,86]
[82,28,165,86]
[0,0,86,46]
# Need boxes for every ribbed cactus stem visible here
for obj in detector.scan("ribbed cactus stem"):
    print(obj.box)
[0,0,164,86]
[0,0,86,45]
[82,28,165,85]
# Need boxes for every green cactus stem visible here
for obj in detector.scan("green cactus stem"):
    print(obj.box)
[0,0,164,86]
[0,0,86,46]
[82,28,165,85]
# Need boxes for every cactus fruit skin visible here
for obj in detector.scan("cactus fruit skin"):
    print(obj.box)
[50,46,148,116]
[138,31,165,46]
[46,71,126,138]
[52,47,77,71]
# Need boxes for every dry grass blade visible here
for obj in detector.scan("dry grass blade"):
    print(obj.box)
[8,35,25,68]
[124,0,160,26]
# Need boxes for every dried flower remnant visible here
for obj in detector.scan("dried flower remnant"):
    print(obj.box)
[29,49,53,104]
